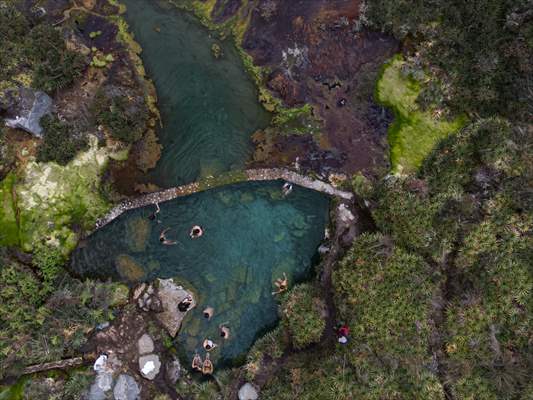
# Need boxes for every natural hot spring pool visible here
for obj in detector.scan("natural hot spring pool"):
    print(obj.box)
[122,0,271,188]
[71,181,329,364]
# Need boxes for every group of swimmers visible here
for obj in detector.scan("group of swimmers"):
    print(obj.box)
[190,306,231,375]
[150,203,204,245]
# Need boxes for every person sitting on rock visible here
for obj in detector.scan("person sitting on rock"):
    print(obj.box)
[160,228,177,245]
[190,225,204,239]
[192,352,202,371]
[203,339,217,351]
[203,306,214,320]
[202,353,214,375]
[272,272,289,295]
[219,324,230,340]
[178,295,193,312]
[148,202,160,221]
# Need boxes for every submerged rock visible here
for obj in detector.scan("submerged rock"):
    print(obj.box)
[113,374,140,400]
[238,383,259,400]
[125,217,151,252]
[115,254,146,282]
[138,354,161,380]
[2,88,52,137]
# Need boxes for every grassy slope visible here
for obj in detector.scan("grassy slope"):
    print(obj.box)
[376,55,465,173]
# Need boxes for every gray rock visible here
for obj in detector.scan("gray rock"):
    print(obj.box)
[2,88,52,137]
[88,382,107,400]
[137,333,154,355]
[165,358,181,384]
[337,203,355,223]
[154,278,195,337]
[113,374,140,400]
[138,354,161,380]
[238,383,259,400]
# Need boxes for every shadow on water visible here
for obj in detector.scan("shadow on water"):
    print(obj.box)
[122,0,271,188]
[71,181,329,365]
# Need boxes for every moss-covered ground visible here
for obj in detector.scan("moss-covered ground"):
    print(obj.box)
[0,173,19,246]
[11,136,118,253]
[376,55,465,173]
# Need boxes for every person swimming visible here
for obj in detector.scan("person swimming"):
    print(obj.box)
[203,339,217,351]
[189,225,204,239]
[203,307,214,320]
[282,182,293,196]
[178,295,193,312]
[202,353,213,375]
[159,228,177,245]
[191,352,202,371]
[272,272,289,295]
[148,202,160,221]
[219,324,230,340]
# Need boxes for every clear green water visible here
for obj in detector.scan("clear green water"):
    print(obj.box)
[72,181,329,364]
[122,0,271,187]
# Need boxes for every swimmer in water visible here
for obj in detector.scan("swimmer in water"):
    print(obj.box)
[192,352,202,371]
[272,272,289,295]
[159,228,177,245]
[219,324,230,340]
[282,182,293,196]
[190,225,204,239]
[202,353,213,375]
[203,307,214,320]
[203,339,217,351]
[148,202,160,221]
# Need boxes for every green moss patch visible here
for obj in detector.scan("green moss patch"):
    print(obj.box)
[376,55,465,173]
[0,173,19,246]
[15,136,112,253]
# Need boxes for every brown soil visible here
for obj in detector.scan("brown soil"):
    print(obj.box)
[242,0,398,175]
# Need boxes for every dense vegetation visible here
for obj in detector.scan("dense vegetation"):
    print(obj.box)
[366,0,532,122]
[0,247,128,380]
[92,89,149,143]
[0,6,86,93]
[37,115,89,166]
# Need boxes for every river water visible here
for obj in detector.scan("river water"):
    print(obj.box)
[122,0,271,187]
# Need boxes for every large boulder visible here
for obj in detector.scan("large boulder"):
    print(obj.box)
[2,88,52,137]
[138,354,161,380]
[238,383,259,400]
[113,374,140,400]
[154,278,195,337]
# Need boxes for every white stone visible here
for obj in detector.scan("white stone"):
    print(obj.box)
[238,383,259,400]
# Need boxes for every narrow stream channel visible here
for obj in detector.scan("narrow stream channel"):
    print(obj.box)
[122,0,271,187]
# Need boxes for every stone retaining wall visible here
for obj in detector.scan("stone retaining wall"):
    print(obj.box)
[93,168,353,232]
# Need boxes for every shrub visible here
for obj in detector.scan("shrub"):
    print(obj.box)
[25,24,86,93]
[280,284,326,349]
[37,115,88,165]
[92,90,148,143]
